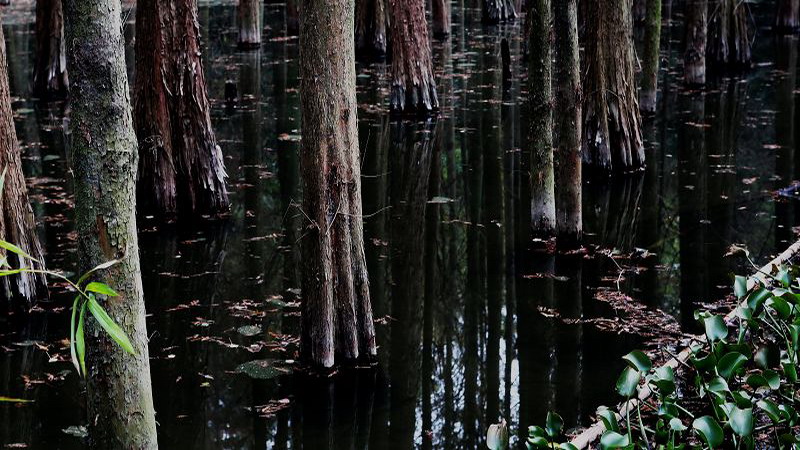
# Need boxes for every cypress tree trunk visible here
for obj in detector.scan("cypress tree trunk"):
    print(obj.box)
[582,0,644,172]
[63,0,158,448]
[0,24,47,307]
[684,0,707,85]
[355,0,387,60]
[237,0,262,49]
[708,0,751,67]
[639,0,661,113]
[388,0,438,113]
[432,0,451,39]
[299,0,377,368]
[134,0,229,220]
[482,0,516,24]
[33,0,68,98]
[776,0,800,32]
[553,0,582,244]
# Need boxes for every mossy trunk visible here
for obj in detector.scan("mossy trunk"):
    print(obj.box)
[237,0,262,49]
[63,0,158,447]
[299,0,376,368]
[553,0,582,244]
[388,0,438,113]
[776,0,800,32]
[0,24,47,307]
[684,0,707,85]
[708,0,751,67]
[355,0,387,60]
[33,0,68,98]
[639,0,661,113]
[582,0,644,172]
[432,0,451,39]
[482,0,516,24]
[134,0,229,220]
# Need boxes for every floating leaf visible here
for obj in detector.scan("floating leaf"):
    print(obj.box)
[235,359,292,380]
[623,350,652,372]
[87,295,136,355]
[237,325,262,337]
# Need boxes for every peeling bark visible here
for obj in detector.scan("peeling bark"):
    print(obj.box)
[639,0,661,113]
[237,0,262,49]
[355,0,387,60]
[33,0,68,98]
[388,0,438,113]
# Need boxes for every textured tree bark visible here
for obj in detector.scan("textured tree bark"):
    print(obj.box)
[776,0,800,31]
[432,0,451,39]
[639,0,661,113]
[355,0,387,60]
[708,0,751,67]
[299,0,377,368]
[528,0,555,235]
[134,0,229,220]
[0,24,47,307]
[582,0,644,172]
[387,0,438,113]
[63,0,158,448]
[237,0,262,49]
[33,0,68,98]
[553,0,582,244]
[482,0,516,24]
[684,0,707,85]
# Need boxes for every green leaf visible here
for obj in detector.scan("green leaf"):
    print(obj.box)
[76,301,87,377]
[597,407,620,432]
[707,376,729,398]
[0,396,31,403]
[692,353,717,372]
[734,275,748,298]
[649,366,676,395]
[704,316,728,342]
[486,421,509,450]
[85,282,119,297]
[718,352,748,380]
[76,259,120,287]
[767,296,792,319]
[784,362,798,382]
[693,416,724,449]
[747,288,770,311]
[545,411,563,438]
[757,399,781,423]
[69,295,81,375]
[616,366,640,397]
[728,407,754,437]
[528,426,547,439]
[599,431,630,450]
[669,418,687,432]
[0,240,39,264]
[623,350,652,372]
[777,267,792,288]
[86,295,136,355]
[559,444,578,450]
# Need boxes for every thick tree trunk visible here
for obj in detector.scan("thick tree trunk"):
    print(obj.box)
[432,0,451,39]
[134,0,229,220]
[355,0,387,60]
[299,0,377,368]
[553,0,582,244]
[33,0,68,98]
[482,0,516,24]
[708,0,751,67]
[639,0,661,113]
[582,0,644,172]
[776,0,800,32]
[63,0,158,448]
[237,0,262,49]
[388,0,438,113]
[684,0,707,85]
[0,25,47,307]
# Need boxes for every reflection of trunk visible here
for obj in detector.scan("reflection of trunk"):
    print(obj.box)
[582,0,644,172]
[299,0,377,367]
[432,0,451,39]
[777,0,800,32]
[639,0,661,113]
[708,0,751,67]
[33,0,68,98]
[685,0,707,85]
[553,0,582,243]
[388,0,438,112]
[777,38,797,251]
[134,0,229,219]
[0,24,47,307]
[237,0,262,49]
[355,0,387,60]
[482,0,516,24]
[554,255,583,424]
[64,0,157,446]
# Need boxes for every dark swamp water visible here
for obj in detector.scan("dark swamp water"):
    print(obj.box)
[2,1,800,448]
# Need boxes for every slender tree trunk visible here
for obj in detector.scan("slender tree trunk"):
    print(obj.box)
[708,0,751,67]
[33,0,68,98]
[432,0,451,39]
[528,0,555,235]
[582,0,644,172]
[63,0,158,448]
[553,0,582,244]
[776,0,800,32]
[639,0,661,113]
[134,0,229,220]
[355,0,387,60]
[237,0,262,49]
[0,24,47,307]
[299,0,377,368]
[388,0,438,113]
[684,0,707,85]
[482,0,516,24]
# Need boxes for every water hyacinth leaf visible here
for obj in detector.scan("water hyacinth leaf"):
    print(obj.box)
[693,416,723,449]
[85,282,118,297]
[692,353,717,372]
[757,399,781,423]
[76,301,87,377]
[650,366,676,395]
[486,420,509,450]
[791,324,800,350]
[623,350,652,372]
[559,444,578,450]
[779,404,797,424]
[784,362,798,382]
[0,240,38,264]
[526,436,549,449]
[669,418,687,432]
[616,366,640,397]
[597,407,620,432]
[704,316,728,342]
[734,275,748,298]
[766,296,792,319]
[747,288,770,311]
[718,352,747,380]
[777,267,791,288]
[545,411,563,438]
[599,431,630,450]
[763,370,781,389]
[731,390,752,408]
[728,407,754,437]
[528,426,547,439]
[76,259,120,287]
[707,376,729,396]
[754,345,778,369]
[87,295,136,355]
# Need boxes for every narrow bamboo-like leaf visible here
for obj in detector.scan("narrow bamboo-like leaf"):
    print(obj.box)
[85,282,118,297]
[0,240,38,264]
[693,416,723,449]
[623,350,652,372]
[69,295,81,375]
[0,396,31,403]
[76,301,87,377]
[76,259,120,287]
[87,295,136,355]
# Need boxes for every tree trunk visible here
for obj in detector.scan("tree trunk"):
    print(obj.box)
[388,0,438,113]
[528,0,555,235]
[355,0,387,60]
[639,0,661,113]
[482,0,516,24]
[582,0,644,172]
[684,0,707,85]
[33,0,68,98]
[432,0,451,39]
[134,0,229,220]
[708,0,751,67]
[553,0,582,244]
[776,0,800,32]
[63,0,158,448]
[0,24,47,307]
[299,0,377,368]
[237,0,262,49]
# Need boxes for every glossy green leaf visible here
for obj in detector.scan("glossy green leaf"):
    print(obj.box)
[559,444,578,450]
[486,421,509,450]
[0,240,39,264]
[728,407,754,437]
[692,353,717,372]
[623,350,652,372]
[597,407,619,432]
[767,296,792,319]
[777,267,791,288]
[76,259,120,287]
[718,352,747,380]
[734,275,748,298]
[650,366,676,395]
[0,396,31,403]
[693,416,724,449]
[747,288,770,311]
[76,301,87,377]
[757,399,781,423]
[616,366,640,397]
[85,282,118,297]
[669,418,687,432]
[784,362,798,382]
[704,316,728,342]
[545,411,563,438]
[87,295,136,355]
[707,376,729,398]
[599,431,630,450]
[69,295,80,375]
